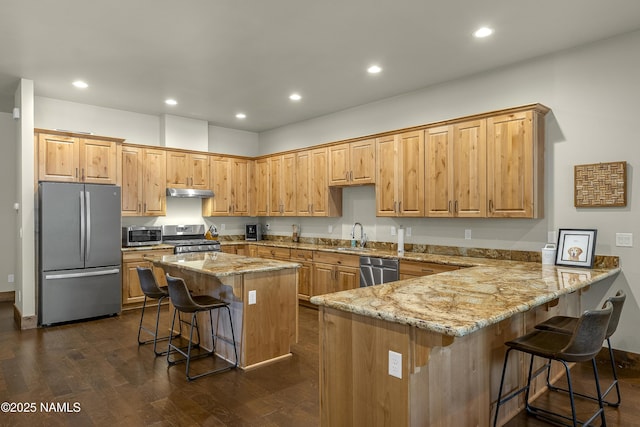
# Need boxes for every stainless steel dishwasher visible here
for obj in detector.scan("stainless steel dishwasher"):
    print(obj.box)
[360,256,399,287]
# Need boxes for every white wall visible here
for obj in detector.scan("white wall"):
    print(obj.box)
[0,112,16,293]
[161,114,208,151]
[209,125,259,156]
[259,30,640,353]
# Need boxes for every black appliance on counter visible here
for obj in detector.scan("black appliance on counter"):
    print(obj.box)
[162,224,221,254]
[245,224,262,241]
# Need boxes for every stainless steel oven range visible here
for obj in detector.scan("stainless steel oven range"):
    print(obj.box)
[162,224,221,254]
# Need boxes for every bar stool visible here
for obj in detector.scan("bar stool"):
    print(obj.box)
[136,267,179,356]
[165,274,238,381]
[494,302,613,427]
[535,290,626,407]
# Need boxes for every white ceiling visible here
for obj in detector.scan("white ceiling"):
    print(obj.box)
[1,0,640,132]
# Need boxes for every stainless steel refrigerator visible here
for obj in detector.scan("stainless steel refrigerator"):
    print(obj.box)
[38,182,122,325]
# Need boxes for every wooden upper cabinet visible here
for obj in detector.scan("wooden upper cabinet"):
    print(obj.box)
[376,132,424,217]
[328,139,375,186]
[297,147,342,217]
[425,125,453,217]
[37,132,118,184]
[202,156,251,216]
[166,151,210,189]
[254,158,270,216]
[121,145,166,216]
[269,153,296,216]
[141,148,167,216]
[487,109,545,218]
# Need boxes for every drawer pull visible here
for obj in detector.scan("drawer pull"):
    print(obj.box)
[421,269,434,273]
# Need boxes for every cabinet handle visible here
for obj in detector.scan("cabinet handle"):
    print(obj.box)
[398,201,402,213]
[393,201,397,213]
[75,168,79,178]
[454,200,458,213]
[81,168,85,181]
[421,268,435,273]
[144,202,147,212]
[448,200,452,213]
[489,200,493,212]
[346,172,349,181]
[350,171,353,181]
[138,203,141,213]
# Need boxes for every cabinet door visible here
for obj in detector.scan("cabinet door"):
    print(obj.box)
[350,139,375,185]
[254,158,270,216]
[312,263,335,296]
[398,130,425,216]
[297,261,313,300]
[425,126,453,217]
[375,135,397,216]
[190,153,210,189]
[38,133,80,182]
[311,148,341,217]
[232,158,250,216]
[166,151,189,188]
[487,111,539,218]
[121,145,143,216]
[142,148,166,216]
[269,155,282,215]
[206,156,231,215]
[123,260,151,304]
[281,153,297,215]
[328,143,350,186]
[335,265,359,292]
[295,150,312,216]
[79,138,118,184]
[453,120,486,217]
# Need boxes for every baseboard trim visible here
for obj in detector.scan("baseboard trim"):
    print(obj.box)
[13,304,37,330]
[0,291,15,302]
[597,347,640,371]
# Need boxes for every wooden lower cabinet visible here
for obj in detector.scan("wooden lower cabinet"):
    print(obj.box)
[399,260,459,280]
[312,252,359,296]
[291,249,314,301]
[121,248,173,308]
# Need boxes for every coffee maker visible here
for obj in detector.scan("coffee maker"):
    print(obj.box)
[245,224,262,241]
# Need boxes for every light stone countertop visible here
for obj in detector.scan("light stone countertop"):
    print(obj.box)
[310,262,620,337]
[145,251,300,278]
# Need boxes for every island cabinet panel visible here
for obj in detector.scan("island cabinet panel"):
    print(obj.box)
[317,292,579,426]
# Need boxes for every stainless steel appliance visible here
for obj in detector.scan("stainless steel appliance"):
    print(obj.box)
[360,256,399,287]
[122,225,162,247]
[162,224,221,254]
[38,182,122,325]
[245,224,262,241]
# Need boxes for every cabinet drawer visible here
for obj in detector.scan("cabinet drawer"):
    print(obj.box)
[256,246,291,260]
[400,260,458,276]
[314,251,359,268]
[291,249,313,262]
[122,248,173,263]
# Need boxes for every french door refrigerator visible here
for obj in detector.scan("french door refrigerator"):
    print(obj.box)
[38,182,122,325]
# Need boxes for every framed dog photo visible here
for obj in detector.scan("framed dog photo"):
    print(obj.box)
[556,228,597,268]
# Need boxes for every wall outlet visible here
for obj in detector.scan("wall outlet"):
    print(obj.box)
[388,350,402,379]
[8,274,14,283]
[248,290,257,305]
[406,227,412,237]
[615,233,633,247]
[465,229,472,240]
[390,226,396,236]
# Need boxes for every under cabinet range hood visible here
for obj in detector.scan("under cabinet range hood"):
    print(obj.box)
[166,188,214,198]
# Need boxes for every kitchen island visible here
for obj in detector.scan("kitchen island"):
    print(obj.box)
[147,251,300,370]
[310,261,620,426]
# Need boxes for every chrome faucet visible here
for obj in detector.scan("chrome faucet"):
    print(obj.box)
[351,222,367,248]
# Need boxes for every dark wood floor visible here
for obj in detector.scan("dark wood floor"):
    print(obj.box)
[1,301,639,426]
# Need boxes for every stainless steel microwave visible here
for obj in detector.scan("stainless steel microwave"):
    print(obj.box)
[122,226,162,247]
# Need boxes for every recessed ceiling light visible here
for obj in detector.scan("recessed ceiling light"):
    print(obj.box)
[473,27,494,38]
[236,113,247,119]
[367,65,382,74]
[72,80,88,89]
[165,99,178,106]
[289,93,302,101]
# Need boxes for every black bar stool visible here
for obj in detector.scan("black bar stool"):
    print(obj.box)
[494,302,613,427]
[165,274,238,381]
[136,267,179,356]
[535,290,626,407]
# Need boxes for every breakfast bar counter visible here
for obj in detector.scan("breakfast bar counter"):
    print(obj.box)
[147,252,300,370]
[310,261,620,426]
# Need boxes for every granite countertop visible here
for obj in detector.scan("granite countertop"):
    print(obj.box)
[310,262,620,337]
[145,251,301,278]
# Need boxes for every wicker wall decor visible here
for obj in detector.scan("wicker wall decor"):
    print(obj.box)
[574,161,627,207]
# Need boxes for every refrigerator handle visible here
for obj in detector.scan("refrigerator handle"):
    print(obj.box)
[80,190,85,261]
[86,191,91,259]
